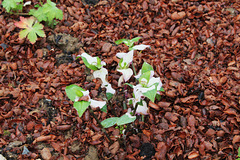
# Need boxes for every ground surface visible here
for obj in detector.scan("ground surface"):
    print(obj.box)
[0,0,240,160]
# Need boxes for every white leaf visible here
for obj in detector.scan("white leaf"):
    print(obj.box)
[116,52,127,58]
[118,50,134,69]
[106,84,115,94]
[81,52,98,66]
[23,1,31,6]
[93,68,109,86]
[135,100,148,115]
[117,68,133,82]
[148,77,162,90]
[132,44,150,50]
[90,99,106,109]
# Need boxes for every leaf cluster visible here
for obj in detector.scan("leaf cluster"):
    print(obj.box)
[2,0,23,13]
[115,37,141,50]
[29,0,63,26]
[3,0,64,44]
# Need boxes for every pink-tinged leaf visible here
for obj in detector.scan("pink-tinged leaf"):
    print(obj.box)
[14,16,45,44]
[15,16,34,29]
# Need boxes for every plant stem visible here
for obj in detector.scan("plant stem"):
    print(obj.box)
[131,62,137,76]
[12,12,29,16]
[123,85,127,110]
[133,103,139,115]
[108,100,117,117]
[88,106,113,144]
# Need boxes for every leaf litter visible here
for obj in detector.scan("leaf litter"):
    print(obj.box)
[0,0,240,159]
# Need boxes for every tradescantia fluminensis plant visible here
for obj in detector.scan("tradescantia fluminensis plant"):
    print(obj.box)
[65,37,164,139]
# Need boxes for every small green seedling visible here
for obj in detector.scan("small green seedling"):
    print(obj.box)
[101,112,136,128]
[115,37,142,50]
[65,38,164,144]
[14,16,46,44]
[29,0,63,26]
[2,0,23,13]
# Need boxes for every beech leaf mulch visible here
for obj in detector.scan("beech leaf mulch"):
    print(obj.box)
[0,0,240,159]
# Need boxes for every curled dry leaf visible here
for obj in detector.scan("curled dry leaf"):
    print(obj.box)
[188,150,199,159]
[164,112,178,122]
[33,135,56,144]
[180,95,198,103]
[109,141,120,155]
[158,102,171,108]
[188,115,196,128]
[56,125,72,131]
[171,11,186,20]
[155,142,167,160]
[149,101,160,110]
[232,135,240,144]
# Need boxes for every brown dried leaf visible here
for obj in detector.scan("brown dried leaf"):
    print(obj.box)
[232,135,240,144]
[188,150,199,159]
[155,142,167,160]
[109,141,120,155]
[171,11,186,20]
[180,95,198,103]
[164,112,178,122]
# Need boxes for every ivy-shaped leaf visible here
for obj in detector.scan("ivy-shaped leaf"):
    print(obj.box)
[73,101,90,117]
[14,16,45,44]
[2,0,23,13]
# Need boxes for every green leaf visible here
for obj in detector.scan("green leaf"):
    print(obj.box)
[65,84,86,101]
[128,99,133,105]
[137,99,143,106]
[115,39,128,45]
[130,37,141,43]
[100,104,107,113]
[14,16,46,44]
[238,147,240,156]
[29,0,63,26]
[106,93,113,100]
[96,57,103,69]
[117,113,136,126]
[29,8,47,22]
[142,86,157,102]
[159,87,165,92]
[155,93,161,101]
[2,0,23,13]
[124,83,133,88]
[101,117,119,128]
[139,71,151,86]
[141,62,154,74]
[81,56,98,71]
[34,4,40,8]
[73,101,90,117]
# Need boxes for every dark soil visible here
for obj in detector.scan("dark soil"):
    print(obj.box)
[0,0,240,160]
